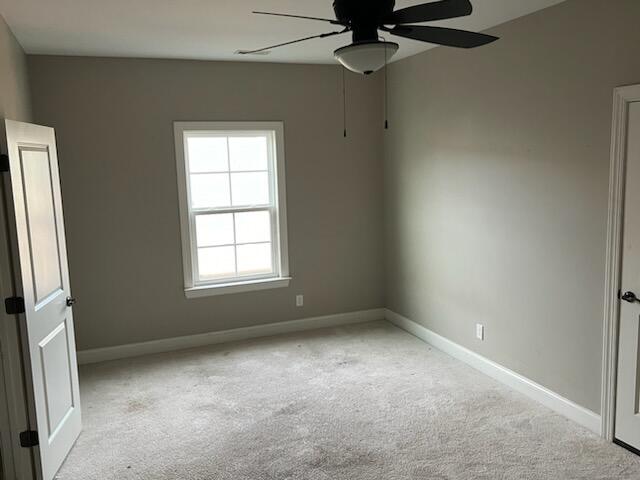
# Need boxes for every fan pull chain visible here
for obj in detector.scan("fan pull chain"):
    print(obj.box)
[384,40,389,130]
[342,66,347,138]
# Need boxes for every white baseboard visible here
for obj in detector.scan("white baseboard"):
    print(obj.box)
[385,309,602,435]
[78,308,385,365]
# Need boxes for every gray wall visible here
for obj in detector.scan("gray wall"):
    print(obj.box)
[28,56,385,350]
[384,0,640,414]
[0,14,31,128]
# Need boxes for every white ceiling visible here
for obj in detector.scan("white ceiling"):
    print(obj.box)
[1,0,565,64]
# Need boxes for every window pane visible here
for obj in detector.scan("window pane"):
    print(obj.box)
[229,136,268,172]
[198,246,235,280]
[231,172,269,206]
[187,136,228,173]
[196,213,234,247]
[190,173,230,208]
[235,211,271,244]
[237,243,272,276]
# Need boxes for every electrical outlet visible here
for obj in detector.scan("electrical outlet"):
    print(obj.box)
[476,324,484,341]
[296,295,304,307]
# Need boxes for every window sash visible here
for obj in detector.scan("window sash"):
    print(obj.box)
[189,207,280,286]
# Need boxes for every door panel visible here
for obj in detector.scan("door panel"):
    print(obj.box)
[4,120,81,480]
[40,321,74,436]
[616,101,640,450]
[20,148,64,305]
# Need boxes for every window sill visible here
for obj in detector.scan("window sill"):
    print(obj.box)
[185,277,291,298]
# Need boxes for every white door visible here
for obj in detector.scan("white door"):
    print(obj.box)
[616,101,640,452]
[4,120,81,479]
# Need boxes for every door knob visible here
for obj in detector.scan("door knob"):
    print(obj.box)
[66,296,76,307]
[620,291,639,304]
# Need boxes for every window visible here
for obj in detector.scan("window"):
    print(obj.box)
[174,122,289,297]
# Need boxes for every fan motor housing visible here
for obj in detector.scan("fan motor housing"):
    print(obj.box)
[333,0,396,42]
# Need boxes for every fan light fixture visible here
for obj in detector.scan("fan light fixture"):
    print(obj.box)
[334,41,399,75]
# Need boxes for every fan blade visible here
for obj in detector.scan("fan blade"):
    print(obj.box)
[384,0,472,24]
[253,11,346,26]
[238,29,349,55]
[388,25,497,48]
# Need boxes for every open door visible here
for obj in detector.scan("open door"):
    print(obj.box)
[3,120,81,479]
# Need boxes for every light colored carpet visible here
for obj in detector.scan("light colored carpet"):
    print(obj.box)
[56,321,640,480]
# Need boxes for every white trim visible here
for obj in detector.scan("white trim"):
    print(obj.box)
[77,308,385,365]
[173,121,289,294]
[386,309,602,435]
[602,84,640,441]
[185,276,291,298]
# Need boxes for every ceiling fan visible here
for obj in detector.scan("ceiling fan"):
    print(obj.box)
[239,0,499,75]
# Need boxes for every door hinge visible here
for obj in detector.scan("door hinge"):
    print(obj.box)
[4,296,25,315]
[0,154,8,172]
[19,430,39,448]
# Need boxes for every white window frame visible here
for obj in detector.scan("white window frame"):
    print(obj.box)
[174,121,290,298]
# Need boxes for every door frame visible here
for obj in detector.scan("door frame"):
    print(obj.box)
[602,84,640,442]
